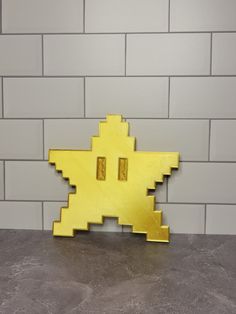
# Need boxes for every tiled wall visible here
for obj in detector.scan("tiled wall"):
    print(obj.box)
[0,0,236,235]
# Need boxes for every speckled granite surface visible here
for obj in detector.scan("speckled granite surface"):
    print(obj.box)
[0,230,235,314]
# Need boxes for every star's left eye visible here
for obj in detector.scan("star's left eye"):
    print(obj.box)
[96,157,106,180]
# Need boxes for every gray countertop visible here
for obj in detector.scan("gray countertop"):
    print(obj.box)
[0,230,235,314]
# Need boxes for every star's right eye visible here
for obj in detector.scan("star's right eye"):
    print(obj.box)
[118,158,128,181]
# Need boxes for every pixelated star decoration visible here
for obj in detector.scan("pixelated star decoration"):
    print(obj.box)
[49,115,179,242]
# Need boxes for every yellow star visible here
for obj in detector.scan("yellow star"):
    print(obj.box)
[49,115,179,242]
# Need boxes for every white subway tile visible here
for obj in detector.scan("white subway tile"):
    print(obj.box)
[0,120,43,159]
[128,119,209,161]
[161,203,205,234]
[44,35,125,76]
[0,162,4,200]
[85,0,168,33]
[0,35,42,75]
[2,0,83,33]
[170,0,236,31]
[210,120,236,161]
[4,78,84,118]
[43,202,66,230]
[168,163,236,204]
[206,205,236,235]
[86,77,168,118]
[5,161,72,201]
[170,77,236,118]
[121,226,132,233]
[145,180,167,203]
[0,201,42,230]
[212,33,236,75]
[127,34,210,75]
[44,119,99,159]
[154,181,167,203]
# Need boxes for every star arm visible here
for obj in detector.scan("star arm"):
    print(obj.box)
[134,151,179,189]
[49,149,90,186]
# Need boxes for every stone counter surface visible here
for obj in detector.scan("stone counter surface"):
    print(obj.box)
[0,230,235,314]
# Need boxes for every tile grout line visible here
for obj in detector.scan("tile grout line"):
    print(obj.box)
[83,0,85,33]
[42,119,45,160]
[168,0,171,32]
[124,34,127,76]
[166,177,168,203]
[2,31,236,35]
[0,0,2,34]
[167,77,170,118]
[1,75,236,78]
[1,159,236,163]
[2,117,236,121]
[210,32,213,75]
[159,203,235,206]
[208,119,212,161]
[1,77,3,118]
[1,200,236,206]
[3,160,5,200]
[84,77,86,117]
[41,34,44,76]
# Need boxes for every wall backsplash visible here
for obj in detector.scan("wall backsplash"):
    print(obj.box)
[0,0,236,235]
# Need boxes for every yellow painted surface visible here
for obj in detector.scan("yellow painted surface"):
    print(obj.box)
[49,115,179,242]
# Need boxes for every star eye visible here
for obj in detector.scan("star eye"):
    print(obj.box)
[118,158,128,181]
[96,157,106,180]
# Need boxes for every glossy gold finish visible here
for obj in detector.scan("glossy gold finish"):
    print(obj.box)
[49,114,179,242]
